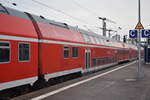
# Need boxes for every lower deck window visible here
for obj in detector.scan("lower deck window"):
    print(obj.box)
[72,47,78,57]
[0,42,10,63]
[97,58,101,65]
[19,43,30,61]
[111,56,114,62]
[106,57,109,64]
[102,58,105,64]
[113,56,117,62]
[64,46,69,58]
[92,58,97,67]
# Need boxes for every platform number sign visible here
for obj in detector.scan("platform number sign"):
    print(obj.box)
[141,29,150,38]
[129,30,138,38]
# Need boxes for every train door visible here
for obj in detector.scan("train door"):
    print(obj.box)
[85,49,91,69]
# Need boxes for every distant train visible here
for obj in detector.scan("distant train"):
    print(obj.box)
[0,4,138,97]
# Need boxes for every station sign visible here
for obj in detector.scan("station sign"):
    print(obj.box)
[129,30,138,38]
[129,29,150,38]
[141,29,150,38]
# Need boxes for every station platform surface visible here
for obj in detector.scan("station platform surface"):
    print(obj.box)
[12,61,150,100]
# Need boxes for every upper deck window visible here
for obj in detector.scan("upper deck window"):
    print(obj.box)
[95,37,100,44]
[49,22,69,29]
[102,39,106,45]
[0,42,10,63]
[99,39,102,45]
[89,36,96,44]
[82,34,91,43]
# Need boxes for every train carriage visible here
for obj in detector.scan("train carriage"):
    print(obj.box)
[0,6,38,91]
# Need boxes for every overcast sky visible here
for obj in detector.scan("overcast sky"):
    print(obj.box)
[0,0,150,39]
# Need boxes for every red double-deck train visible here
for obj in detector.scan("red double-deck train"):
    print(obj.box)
[0,4,138,96]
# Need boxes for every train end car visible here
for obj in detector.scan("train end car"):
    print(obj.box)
[0,5,38,93]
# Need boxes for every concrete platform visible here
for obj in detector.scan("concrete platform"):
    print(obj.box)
[12,61,150,100]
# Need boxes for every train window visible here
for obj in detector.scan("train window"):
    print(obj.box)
[108,57,110,63]
[19,43,30,62]
[112,56,114,62]
[113,56,117,62]
[72,47,78,57]
[86,35,92,43]
[83,34,91,43]
[92,58,97,67]
[97,58,101,65]
[95,37,100,44]
[105,57,109,64]
[64,46,69,58]
[99,39,102,45]
[101,39,105,45]
[0,42,10,63]
[102,58,105,64]
[109,57,112,63]
[49,22,69,29]
[111,56,114,63]
[82,34,86,42]
[89,36,96,44]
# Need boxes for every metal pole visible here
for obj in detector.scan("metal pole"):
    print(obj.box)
[137,0,144,79]
[138,0,141,22]
[103,20,106,36]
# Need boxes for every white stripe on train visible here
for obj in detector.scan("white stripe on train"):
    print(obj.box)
[0,34,121,49]
[0,76,38,91]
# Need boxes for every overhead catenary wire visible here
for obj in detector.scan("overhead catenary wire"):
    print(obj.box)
[31,0,92,25]
[72,0,100,17]
[72,0,116,24]
[71,0,117,37]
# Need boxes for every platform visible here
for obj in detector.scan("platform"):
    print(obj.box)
[12,61,150,100]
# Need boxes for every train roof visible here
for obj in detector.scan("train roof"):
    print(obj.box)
[0,4,69,29]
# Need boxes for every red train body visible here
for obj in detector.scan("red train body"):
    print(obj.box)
[0,5,138,92]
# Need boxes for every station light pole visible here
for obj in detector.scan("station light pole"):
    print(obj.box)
[137,0,144,79]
